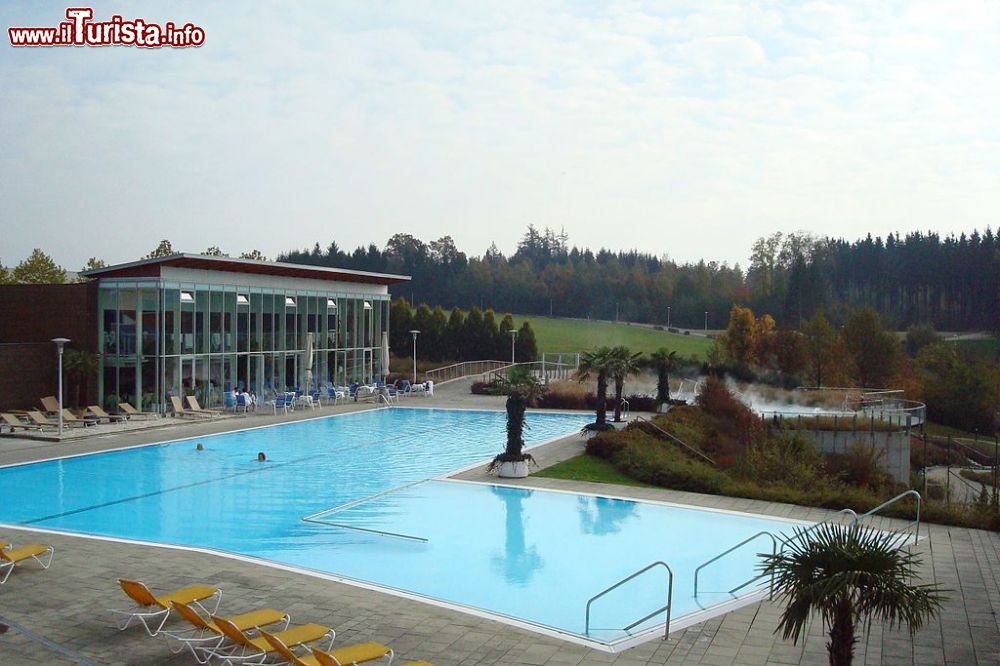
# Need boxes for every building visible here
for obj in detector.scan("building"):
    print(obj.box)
[0,254,409,413]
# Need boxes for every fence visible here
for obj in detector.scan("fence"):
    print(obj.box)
[423,360,511,385]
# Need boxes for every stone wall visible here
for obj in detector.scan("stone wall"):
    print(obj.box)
[794,429,911,485]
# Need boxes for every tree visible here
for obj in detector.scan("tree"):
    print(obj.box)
[514,321,538,362]
[240,249,268,261]
[388,297,413,356]
[63,349,99,408]
[905,323,941,357]
[762,523,944,666]
[842,307,899,388]
[0,260,13,285]
[203,246,227,257]
[487,367,547,474]
[576,346,617,429]
[802,311,838,387]
[647,348,678,407]
[609,346,643,422]
[12,249,66,284]
[81,257,106,272]
[146,240,175,258]
[721,304,758,367]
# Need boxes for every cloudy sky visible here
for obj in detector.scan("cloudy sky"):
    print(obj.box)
[2,1,998,271]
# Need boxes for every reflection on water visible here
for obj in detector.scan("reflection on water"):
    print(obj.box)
[577,495,637,536]
[491,486,543,586]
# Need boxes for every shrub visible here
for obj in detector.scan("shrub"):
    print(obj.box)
[470,380,504,395]
[696,376,765,447]
[585,431,624,459]
[826,442,893,492]
[732,433,824,490]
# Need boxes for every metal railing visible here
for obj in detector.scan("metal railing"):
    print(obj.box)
[631,416,715,466]
[693,531,778,597]
[584,561,674,639]
[423,360,511,385]
[487,360,579,385]
[856,489,922,546]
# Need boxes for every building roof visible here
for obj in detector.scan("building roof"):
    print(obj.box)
[80,254,410,286]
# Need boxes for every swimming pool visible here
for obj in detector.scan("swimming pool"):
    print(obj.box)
[0,408,808,649]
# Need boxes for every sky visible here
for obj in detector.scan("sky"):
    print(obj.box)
[2,1,999,272]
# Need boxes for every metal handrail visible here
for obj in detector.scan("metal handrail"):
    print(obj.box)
[856,489,921,545]
[693,531,777,597]
[632,416,715,466]
[585,561,674,639]
[786,508,859,544]
[424,360,511,385]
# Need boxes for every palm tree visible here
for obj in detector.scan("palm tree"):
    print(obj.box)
[761,523,944,666]
[488,367,546,472]
[647,348,678,409]
[609,346,643,422]
[63,349,99,408]
[576,346,616,430]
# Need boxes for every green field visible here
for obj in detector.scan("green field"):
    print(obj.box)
[514,315,713,360]
[946,336,998,362]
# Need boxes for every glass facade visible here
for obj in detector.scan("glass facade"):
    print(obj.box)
[97,279,389,412]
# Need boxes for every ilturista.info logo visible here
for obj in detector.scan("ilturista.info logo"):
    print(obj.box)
[8,7,205,48]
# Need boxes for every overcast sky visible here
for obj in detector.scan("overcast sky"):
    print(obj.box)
[2,1,998,271]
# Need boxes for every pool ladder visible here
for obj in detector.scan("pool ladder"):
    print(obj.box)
[692,490,921,599]
[584,561,674,640]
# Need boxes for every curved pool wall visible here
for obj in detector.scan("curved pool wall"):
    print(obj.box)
[0,407,809,649]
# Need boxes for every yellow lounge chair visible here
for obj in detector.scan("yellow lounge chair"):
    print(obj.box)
[186,396,222,416]
[170,396,212,419]
[0,541,54,584]
[40,395,61,414]
[86,405,127,424]
[111,578,222,636]
[1,413,42,433]
[259,629,394,666]
[60,408,97,427]
[25,410,61,429]
[208,615,334,664]
[163,600,290,664]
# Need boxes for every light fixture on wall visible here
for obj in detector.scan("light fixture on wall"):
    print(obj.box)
[285,296,296,307]
[363,301,372,310]
[326,299,337,309]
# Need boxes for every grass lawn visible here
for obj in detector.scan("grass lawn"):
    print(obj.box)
[515,315,713,360]
[533,454,655,488]
[947,336,998,361]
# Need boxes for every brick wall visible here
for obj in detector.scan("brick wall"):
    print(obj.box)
[0,283,99,411]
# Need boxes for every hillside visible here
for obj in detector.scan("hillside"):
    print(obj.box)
[513,316,713,360]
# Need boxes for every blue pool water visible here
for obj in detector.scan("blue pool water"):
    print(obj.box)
[0,408,806,645]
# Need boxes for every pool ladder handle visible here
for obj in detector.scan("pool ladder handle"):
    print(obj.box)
[584,560,674,640]
[692,490,922,599]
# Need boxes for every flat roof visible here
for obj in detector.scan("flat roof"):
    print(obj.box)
[80,254,410,286]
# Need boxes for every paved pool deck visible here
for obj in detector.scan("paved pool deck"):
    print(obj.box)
[0,381,997,665]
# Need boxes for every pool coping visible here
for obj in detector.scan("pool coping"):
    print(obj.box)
[0,405,820,654]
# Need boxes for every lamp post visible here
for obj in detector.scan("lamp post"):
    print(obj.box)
[51,337,70,436]
[409,330,420,384]
[667,306,671,329]
[704,311,708,334]
[508,330,517,365]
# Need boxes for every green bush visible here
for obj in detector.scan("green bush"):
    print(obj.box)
[732,433,824,490]
[826,442,893,492]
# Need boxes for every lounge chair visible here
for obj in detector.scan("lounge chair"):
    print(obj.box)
[87,405,127,424]
[1,413,41,433]
[40,395,61,414]
[206,615,334,664]
[0,541,54,584]
[170,396,212,419]
[163,600,290,664]
[25,410,61,429]
[187,396,222,416]
[119,402,156,420]
[260,629,393,666]
[60,409,98,427]
[271,394,294,415]
[111,578,222,636]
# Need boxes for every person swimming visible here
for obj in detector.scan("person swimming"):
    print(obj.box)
[257,451,266,462]
[196,443,205,451]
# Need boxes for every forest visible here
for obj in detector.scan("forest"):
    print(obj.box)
[278,226,1000,331]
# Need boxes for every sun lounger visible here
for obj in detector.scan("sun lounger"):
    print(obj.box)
[207,616,334,664]
[1,413,42,433]
[163,600,289,664]
[186,396,222,416]
[60,409,97,427]
[87,405,127,424]
[259,628,393,666]
[40,396,61,414]
[170,396,212,419]
[0,541,54,584]
[25,410,63,429]
[118,402,158,419]
[111,578,222,636]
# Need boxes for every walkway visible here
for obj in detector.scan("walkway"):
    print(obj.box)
[0,380,997,664]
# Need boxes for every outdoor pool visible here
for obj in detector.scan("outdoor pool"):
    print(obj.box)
[0,407,809,649]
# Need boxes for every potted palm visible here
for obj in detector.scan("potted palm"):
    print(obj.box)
[761,523,944,666]
[609,346,643,423]
[488,367,545,478]
[646,347,678,412]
